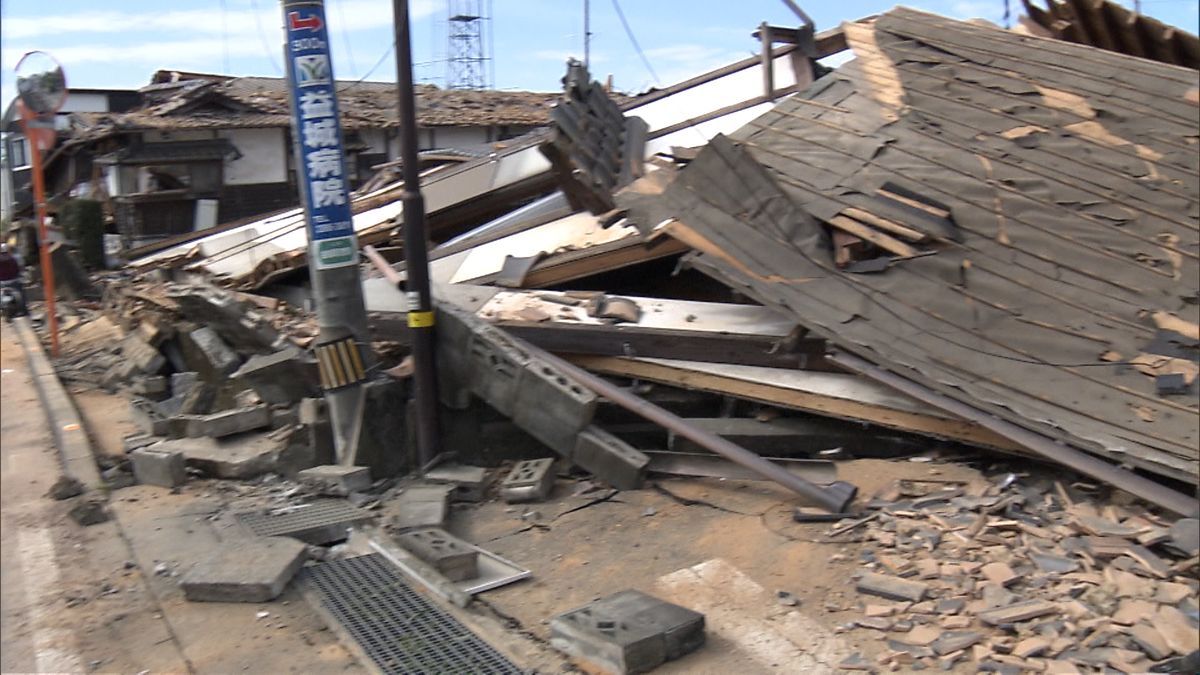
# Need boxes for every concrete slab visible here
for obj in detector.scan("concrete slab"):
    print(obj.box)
[180,536,308,603]
[153,432,285,480]
[297,465,372,496]
[550,589,705,674]
[184,405,271,439]
[233,347,320,405]
[425,463,489,502]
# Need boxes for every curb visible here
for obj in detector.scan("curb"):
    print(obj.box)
[11,316,103,489]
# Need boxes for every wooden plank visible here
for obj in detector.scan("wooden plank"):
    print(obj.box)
[568,355,1027,452]
[841,207,929,242]
[826,215,922,258]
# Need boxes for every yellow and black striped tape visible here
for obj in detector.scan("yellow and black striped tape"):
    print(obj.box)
[315,336,367,391]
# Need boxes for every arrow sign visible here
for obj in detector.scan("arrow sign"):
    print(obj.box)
[288,11,323,32]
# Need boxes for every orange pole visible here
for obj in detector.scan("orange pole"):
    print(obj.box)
[19,102,59,357]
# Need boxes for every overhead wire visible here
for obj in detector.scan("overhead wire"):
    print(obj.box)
[250,0,283,75]
[610,0,660,86]
[334,0,358,74]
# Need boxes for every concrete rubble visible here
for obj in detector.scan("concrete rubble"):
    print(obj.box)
[24,7,1200,673]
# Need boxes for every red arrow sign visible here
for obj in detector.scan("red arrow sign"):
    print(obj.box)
[288,11,323,32]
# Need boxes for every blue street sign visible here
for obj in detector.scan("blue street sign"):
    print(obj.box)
[283,0,357,269]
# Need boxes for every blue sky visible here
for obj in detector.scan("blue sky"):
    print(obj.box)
[2,0,1197,109]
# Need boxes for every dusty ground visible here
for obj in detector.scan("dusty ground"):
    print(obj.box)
[448,458,989,674]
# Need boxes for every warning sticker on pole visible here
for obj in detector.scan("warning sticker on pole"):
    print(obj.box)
[283,0,358,270]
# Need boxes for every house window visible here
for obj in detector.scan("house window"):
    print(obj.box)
[9,135,29,168]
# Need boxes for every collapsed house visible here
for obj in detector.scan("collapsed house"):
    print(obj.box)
[26,70,559,249]
[35,6,1200,675]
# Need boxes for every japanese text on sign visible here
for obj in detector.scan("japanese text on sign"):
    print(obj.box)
[284,1,356,269]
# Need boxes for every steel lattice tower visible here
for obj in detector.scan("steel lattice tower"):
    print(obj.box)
[446,0,493,90]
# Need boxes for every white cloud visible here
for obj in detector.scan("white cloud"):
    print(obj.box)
[2,0,434,39]
[2,39,271,69]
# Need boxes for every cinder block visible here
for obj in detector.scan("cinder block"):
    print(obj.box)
[182,326,241,380]
[465,327,528,417]
[573,427,649,490]
[550,590,705,674]
[129,397,169,436]
[395,528,479,582]
[424,463,488,502]
[185,405,271,439]
[122,432,159,454]
[177,382,217,416]
[499,458,556,503]
[389,484,453,531]
[130,447,187,488]
[297,465,371,496]
[233,347,320,405]
[180,536,308,603]
[512,357,598,456]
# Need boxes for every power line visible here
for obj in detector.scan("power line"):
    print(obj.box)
[250,0,282,75]
[610,0,660,85]
[338,42,396,92]
[334,0,358,74]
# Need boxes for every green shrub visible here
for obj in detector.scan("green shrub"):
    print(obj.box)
[59,199,105,269]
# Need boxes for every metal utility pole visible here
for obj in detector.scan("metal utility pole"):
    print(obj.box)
[13,51,67,357]
[281,0,371,464]
[392,0,442,469]
[583,0,591,69]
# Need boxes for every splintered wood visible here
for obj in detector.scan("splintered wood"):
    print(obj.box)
[830,475,1199,672]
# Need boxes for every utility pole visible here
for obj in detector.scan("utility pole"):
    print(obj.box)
[583,0,591,69]
[392,0,441,470]
[281,0,371,464]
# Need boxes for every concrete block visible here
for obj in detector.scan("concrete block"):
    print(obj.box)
[233,347,320,405]
[157,433,285,480]
[122,432,160,454]
[166,414,205,439]
[234,389,263,408]
[130,375,169,400]
[121,333,166,375]
[184,405,271,439]
[297,465,371,496]
[129,397,169,436]
[180,536,307,603]
[177,382,217,416]
[354,379,409,479]
[167,284,280,352]
[389,484,453,531]
[512,357,598,456]
[550,590,705,674]
[573,427,649,491]
[500,458,557,503]
[434,307,475,410]
[395,528,479,582]
[130,447,187,488]
[181,326,241,381]
[465,328,528,417]
[424,463,489,502]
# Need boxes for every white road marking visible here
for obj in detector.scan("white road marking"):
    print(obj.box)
[655,558,848,672]
[16,527,83,674]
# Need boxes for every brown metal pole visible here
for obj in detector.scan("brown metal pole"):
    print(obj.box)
[391,0,441,469]
[19,102,59,357]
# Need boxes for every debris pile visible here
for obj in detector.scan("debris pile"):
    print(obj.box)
[832,475,1200,672]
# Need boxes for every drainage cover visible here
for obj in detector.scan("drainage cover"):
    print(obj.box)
[234,500,373,545]
[303,554,522,674]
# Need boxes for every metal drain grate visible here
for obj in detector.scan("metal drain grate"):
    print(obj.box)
[234,500,373,544]
[303,554,522,675]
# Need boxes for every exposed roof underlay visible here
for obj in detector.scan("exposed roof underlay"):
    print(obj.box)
[629,8,1200,486]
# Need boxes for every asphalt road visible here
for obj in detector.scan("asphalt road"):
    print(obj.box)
[0,323,85,673]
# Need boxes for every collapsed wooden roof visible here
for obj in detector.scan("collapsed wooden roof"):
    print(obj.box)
[625,9,1199,500]
[1021,0,1200,69]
